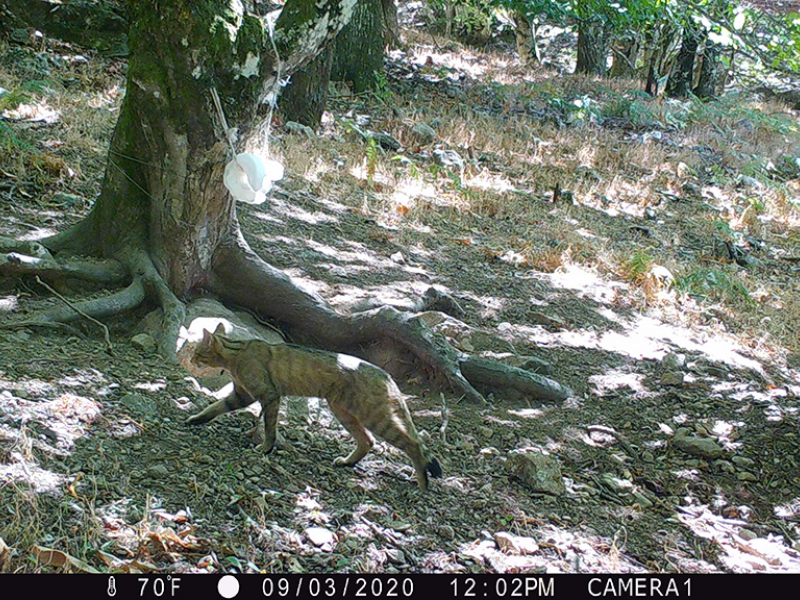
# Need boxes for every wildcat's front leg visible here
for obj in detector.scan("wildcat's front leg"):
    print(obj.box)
[257,395,281,453]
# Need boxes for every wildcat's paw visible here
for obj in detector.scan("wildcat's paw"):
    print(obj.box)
[333,456,352,467]
[255,442,276,454]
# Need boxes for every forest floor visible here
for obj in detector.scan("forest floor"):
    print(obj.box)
[2,17,800,575]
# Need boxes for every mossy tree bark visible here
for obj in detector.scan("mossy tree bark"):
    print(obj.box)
[575,18,609,76]
[332,0,386,93]
[1,0,572,405]
[665,25,699,98]
[280,46,334,128]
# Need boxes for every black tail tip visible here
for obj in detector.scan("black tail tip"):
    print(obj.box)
[426,458,442,479]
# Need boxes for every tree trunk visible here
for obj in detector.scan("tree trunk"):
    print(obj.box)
[610,34,639,78]
[381,0,401,49]
[575,19,608,76]
[514,11,534,66]
[1,0,572,406]
[280,46,334,128]
[666,25,699,98]
[693,40,723,100]
[332,0,386,93]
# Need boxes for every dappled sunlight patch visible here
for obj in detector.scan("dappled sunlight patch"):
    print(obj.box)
[133,380,166,392]
[589,370,647,396]
[2,99,60,124]
[507,408,546,420]
[677,505,800,572]
[544,264,627,304]
[0,461,65,493]
[0,296,17,312]
[267,197,340,226]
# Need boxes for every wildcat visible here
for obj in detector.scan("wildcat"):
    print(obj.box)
[186,324,442,491]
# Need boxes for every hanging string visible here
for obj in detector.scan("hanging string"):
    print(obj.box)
[210,87,238,161]
[262,12,283,156]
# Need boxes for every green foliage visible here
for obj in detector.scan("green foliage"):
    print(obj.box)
[365,136,379,183]
[429,0,496,39]
[602,96,658,127]
[371,70,393,104]
[675,267,752,305]
[0,80,52,112]
[622,249,654,283]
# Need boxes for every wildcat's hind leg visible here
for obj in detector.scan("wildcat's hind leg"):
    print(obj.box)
[327,403,374,467]
[186,385,255,425]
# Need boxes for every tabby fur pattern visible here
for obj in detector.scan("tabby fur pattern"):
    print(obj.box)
[187,324,441,491]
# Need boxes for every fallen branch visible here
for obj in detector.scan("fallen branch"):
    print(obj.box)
[34,276,114,354]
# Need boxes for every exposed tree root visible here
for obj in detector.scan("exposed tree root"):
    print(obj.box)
[2,227,572,404]
[0,251,129,285]
[34,276,114,353]
[460,356,571,403]
[205,238,572,404]
[3,235,185,360]
[0,235,128,285]
[130,250,186,361]
[24,276,146,325]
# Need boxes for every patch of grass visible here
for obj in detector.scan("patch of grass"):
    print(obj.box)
[621,249,654,284]
[602,97,659,128]
[675,267,753,306]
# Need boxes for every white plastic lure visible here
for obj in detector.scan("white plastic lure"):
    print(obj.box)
[223,152,284,204]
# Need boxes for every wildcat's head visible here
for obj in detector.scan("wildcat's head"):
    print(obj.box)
[192,323,227,369]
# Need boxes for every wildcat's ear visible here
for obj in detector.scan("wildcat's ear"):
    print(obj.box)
[213,323,226,336]
[201,328,214,344]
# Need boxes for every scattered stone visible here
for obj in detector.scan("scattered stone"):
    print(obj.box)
[120,393,159,418]
[673,428,724,459]
[433,148,465,169]
[662,352,686,371]
[737,471,758,482]
[659,371,685,386]
[304,527,335,549]
[146,464,169,478]
[738,176,764,190]
[371,132,401,151]
[285,121,316,138]
[528,311,564,328]
[444,86,467,100]
[732,456,756,469]
[714,460,735,474]
[505,448,566,496]
[438,525,456,540]
[11,330,31,343]
[385,548,406,565]
[738,529,758,541]
[389,251,405,264]
[631,492,654,509]
[12,385,31,399]
[494,531,539,555]
[131,333,157,353]
[599,473,634,496]
[410,122,437,144]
